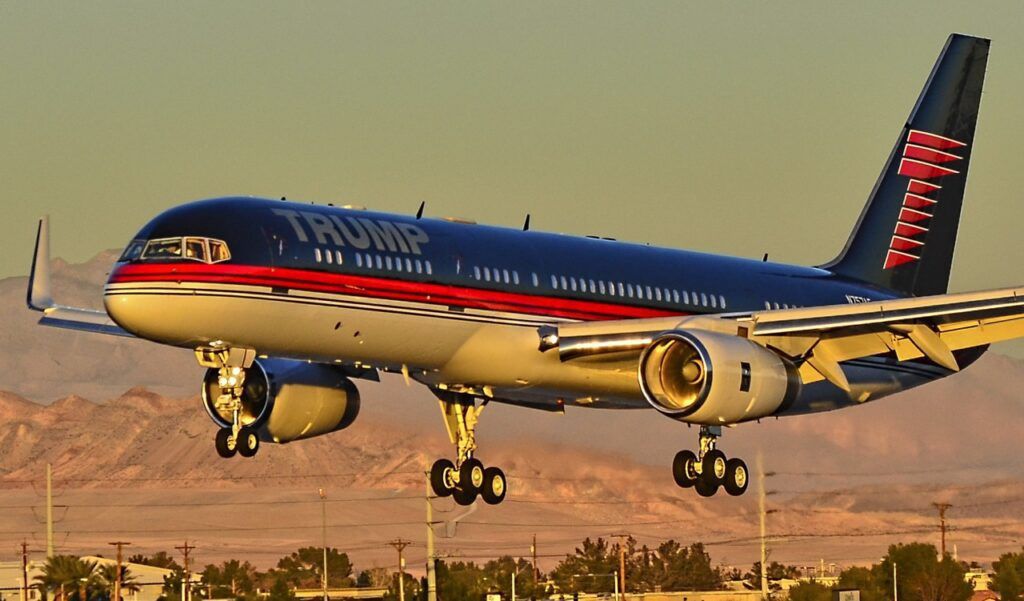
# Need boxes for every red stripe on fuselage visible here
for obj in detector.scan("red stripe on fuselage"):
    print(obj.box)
[108,263,687,322]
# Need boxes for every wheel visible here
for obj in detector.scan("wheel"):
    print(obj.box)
[237,427,260,458]
[672,450,698,488]
[694,476,719,497]
[480,467,507,505]
[214,429,236,458]
[701,449,727,484]
[452,484,477,506]
[430,459,456,497]
[459,458,485,493]
[723,458,749,496]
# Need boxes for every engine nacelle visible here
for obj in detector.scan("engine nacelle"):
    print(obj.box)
[202,358,361,443]
[638,329,799,424]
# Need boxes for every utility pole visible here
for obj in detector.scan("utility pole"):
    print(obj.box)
[932,502,952,557]
[46,463,54,558]
[531,534,538,588]
[426,474,437,601]
[610,534,629,599]
[175,541,195,601]
[388,540,411,601]
[892,561,898,601]
[108,541,131,601]
[319,488,329,601]
[758,453,769,601]
[21,541,30,601]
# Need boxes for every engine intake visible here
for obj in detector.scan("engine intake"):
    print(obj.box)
[638,330,798,424]
[202,358,360,443]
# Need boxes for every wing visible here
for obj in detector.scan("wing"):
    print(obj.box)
[26,216,133,337]
[540,287,1024,391]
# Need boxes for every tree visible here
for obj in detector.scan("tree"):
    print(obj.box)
[880,543,972,601]
[96,564,140,601]
[273,547,354,589]
[34,556,101,601]
[634,541,722,592]
[550,538,618,594]
[788,581,832,601]
[201,559,259,598]
[837,566,886,601]
[128,552,181,572]
[746,561,797,592]
[993,549,1024,601]
[266,577,296,601]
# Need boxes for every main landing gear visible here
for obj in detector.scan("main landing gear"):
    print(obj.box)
[429,391,508,506]
[211,365,261,459]
[672,426,748,497]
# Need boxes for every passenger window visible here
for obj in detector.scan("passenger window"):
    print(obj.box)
[682,291,689,304]
[336,250,344,265]
[503,269,511,283]
[405,258,412,272]
[474,266,481,280]
[551,275,558,289]
[492,268,500,281]
[655,288,662,301]
[599,281,606,295]
[570,278,578,292]
[710,295,717,308]
[483,269,491,282]
[425,261,433,275]
[375,255,383,269]
[589,279,596,292]
[720,295,727,309]
[416,260,423,274]
[627,284,634,298]
[325,249,334,264]
[355,254,363,267]
[314,248,323,263]
[385,256,393,270]
[646,286,653,300]
[672,290,680,303]
[513,272,520,285]
[560,276,568,289]
[532,273,540,287]
[618,283,625,296]
[208,240,231,263]
[701,293,708,306]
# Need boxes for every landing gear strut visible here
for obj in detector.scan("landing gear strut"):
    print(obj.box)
[198,347,262,460]
[672,426,748,497]
[429,391,507,506]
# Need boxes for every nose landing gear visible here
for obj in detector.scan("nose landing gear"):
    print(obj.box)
[672,426,748,497]
[429,391,508,506]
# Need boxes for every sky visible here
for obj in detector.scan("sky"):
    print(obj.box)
[3,2,1024,296]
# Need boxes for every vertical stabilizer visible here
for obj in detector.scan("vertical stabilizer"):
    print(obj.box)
[824,34,989,296]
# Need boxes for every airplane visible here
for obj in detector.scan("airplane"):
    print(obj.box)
[26,33,1016,505]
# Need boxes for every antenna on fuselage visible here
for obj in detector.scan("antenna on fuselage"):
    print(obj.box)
[416,201,425,219]
[522,214,531,231]
[762,253,769,262]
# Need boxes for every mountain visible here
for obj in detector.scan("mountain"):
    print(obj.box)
[0,253,1022,571]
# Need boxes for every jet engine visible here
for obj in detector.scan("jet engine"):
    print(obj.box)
[202,358,360,443]
[638,330,799,424]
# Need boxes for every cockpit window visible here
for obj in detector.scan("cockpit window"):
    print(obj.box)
[142,238,184,260]
[185,238,208,262]
[119,240,147,262]
[130,237,232,264]
[208,239,231,262]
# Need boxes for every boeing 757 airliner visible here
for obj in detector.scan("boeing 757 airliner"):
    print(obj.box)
[27,34,1018,503]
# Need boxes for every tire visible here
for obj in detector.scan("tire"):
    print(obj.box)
[459,458,485,493]
[214,429,236,458]
[480,467,507,505]
[452,484,477,506]
[702,450,727,484]
[237,427,260,458]
[694,476,718,497]
[672,450,698,488]
[430,459,456,497]
[723,458,749,496]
